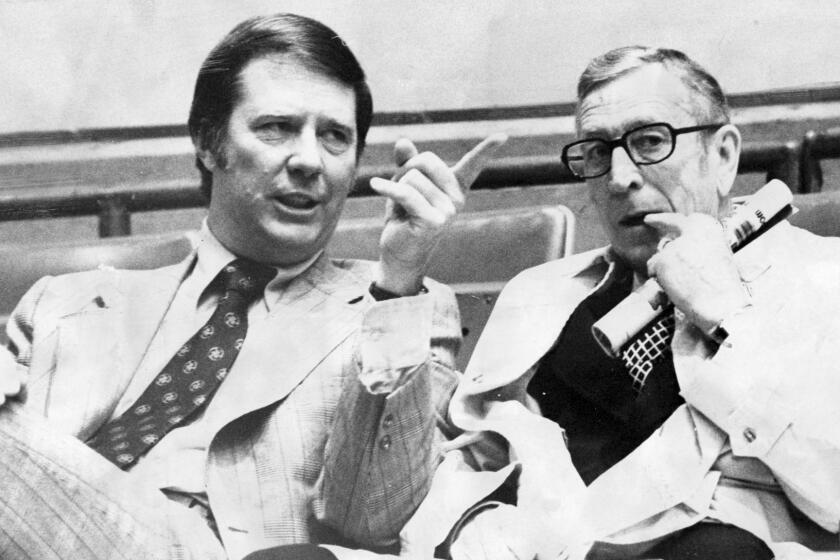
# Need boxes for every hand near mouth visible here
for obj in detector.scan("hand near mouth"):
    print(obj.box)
[619,212,653,228]
[644,212,751,335]
[369,133,508,296]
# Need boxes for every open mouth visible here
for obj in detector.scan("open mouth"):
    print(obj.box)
[619,212,651,227]
[274,193,319,211]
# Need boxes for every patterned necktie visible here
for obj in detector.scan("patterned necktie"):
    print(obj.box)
[87,258,275,469]
[620,312,676,396]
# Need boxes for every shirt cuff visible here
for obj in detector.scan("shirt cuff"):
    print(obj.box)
[358,291,433,395]
[368,281,428,301]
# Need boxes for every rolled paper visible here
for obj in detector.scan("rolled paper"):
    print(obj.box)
[592,179,793,357]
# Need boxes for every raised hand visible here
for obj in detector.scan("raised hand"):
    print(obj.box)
[644,212,751,334]
[370,134,507,295]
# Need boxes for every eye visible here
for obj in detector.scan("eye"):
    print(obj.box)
[582,141,609,161]
[255,120,295,142]
[319,126,354,154]
[630,129,669,153]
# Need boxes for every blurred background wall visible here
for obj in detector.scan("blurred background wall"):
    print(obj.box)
[0,0,838,250]
[2,0,839,134]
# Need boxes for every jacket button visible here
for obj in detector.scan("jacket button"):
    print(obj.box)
[743,428,757,443]
[382,414,394,428]
[380,435,392,450]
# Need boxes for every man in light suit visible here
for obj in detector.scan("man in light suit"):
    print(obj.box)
[0,13,503,560]
[405,47,840,560]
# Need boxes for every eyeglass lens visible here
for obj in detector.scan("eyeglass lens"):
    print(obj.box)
[565,123,674,178]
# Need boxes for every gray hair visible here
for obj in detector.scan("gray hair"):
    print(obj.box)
[576,46,730,126]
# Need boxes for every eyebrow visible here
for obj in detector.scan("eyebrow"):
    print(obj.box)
[250,111,301,125]
[320,116,355,132]
[251,112,355,134]
[581,117,661,139]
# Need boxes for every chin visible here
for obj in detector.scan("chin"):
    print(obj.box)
[614,245,655,273]
[238,230,320,267]
[267,238,322,262]
[256,246,321,267]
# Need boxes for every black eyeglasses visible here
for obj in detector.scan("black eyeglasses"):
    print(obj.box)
[561,122,725,179]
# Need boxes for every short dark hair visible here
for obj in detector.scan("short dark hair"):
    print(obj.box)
[187,13,373,199]
[576,46,729,127]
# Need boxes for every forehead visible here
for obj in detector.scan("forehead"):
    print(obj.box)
[234,55,356,126]
[577,64,698,137]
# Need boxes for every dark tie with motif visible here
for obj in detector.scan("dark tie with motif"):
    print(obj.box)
[87,258,275,469]
[620,312,676,396]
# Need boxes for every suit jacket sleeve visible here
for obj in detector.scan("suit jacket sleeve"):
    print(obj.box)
[675,227,840,532]
[316,279,461,547]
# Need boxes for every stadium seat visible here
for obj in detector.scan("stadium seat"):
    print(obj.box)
[0,232,196,330]
[791,191,840,237]
[329,205,576,370]
[0,205,575,369]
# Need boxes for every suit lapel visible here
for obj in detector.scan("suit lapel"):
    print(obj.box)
[207,257,367,431]
[45,259,192,439]
[116,260,195,374]
[457,250,611,402]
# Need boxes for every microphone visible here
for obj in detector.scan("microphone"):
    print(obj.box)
[591,179,794,358]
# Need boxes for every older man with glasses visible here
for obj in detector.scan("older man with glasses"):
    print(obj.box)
[400,46,840,560]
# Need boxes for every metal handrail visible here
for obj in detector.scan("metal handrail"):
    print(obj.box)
[0,139,807,237]
[800,127,840,193]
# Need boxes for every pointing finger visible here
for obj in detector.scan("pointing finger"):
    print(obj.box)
[451,133,508,190]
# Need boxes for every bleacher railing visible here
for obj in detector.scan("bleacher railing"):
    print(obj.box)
[0,131,836,237]
[800,127,840,193]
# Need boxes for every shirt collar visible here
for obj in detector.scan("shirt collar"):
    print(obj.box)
[598,248,636,292]
[193,219,324,311]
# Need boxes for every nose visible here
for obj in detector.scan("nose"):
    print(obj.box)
[286,127,323,178]
[606,145,642,195]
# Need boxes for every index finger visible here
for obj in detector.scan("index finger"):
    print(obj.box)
[451,133,508,191]
[642,212,687,237]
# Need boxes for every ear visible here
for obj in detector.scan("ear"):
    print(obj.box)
[193,139,220,172]
[713,124,741,199]
[192,121,223,172]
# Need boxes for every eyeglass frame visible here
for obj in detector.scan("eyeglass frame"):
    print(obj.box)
[560,122,726,179]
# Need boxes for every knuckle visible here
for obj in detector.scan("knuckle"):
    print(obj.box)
[450,190,466,208]
[440,201,457,219]
[402,168,424,183]
[428,213,448,228]
[418,151,441,166]
[404,152,434,172]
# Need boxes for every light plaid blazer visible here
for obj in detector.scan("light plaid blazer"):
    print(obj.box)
[5,252,460,560]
